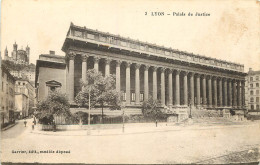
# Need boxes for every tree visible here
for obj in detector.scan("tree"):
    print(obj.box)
[75,69,121,123]
[142,97,166,121]
[36,91,70,124]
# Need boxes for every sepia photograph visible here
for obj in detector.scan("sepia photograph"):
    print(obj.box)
[1,0,260,164]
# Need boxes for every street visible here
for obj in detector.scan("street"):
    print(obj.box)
[1,120,260,164]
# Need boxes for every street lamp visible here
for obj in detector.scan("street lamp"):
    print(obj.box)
[87,88,91,135]
[122,103,125,133]
[189,99,192,118]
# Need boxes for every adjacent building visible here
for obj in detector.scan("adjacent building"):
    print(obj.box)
[1,58,16,126]
[15,78,35,118]
[245,68,260,111]
[36,23,247,116]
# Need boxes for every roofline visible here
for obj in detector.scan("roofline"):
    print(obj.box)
[63,22,244,68]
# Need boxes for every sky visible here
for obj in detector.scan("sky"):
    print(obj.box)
[1,0,260,72]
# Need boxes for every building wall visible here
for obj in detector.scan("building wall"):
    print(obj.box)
[245,70,260,110]
[1,65,15,124]
[38,67,66,101]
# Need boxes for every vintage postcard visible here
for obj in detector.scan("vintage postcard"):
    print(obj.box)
[1,0,260,164]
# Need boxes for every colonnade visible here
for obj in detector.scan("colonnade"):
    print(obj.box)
[67,53,245,109]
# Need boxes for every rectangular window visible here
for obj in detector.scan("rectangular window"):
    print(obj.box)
[250,77,253,81]
[256,76,259,81]
[256,97,259,103]
[256,83,259,87]
[131,93,136,101]
[140,93,144,102]
[250,84,253,88]
[250,97,254,102]
[122,92,126,101]
[250,91,254,95]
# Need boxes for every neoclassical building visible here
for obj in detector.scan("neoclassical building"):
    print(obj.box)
[36,23,247,114]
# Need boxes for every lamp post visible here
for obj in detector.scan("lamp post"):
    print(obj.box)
[122,103,125,133]
[189,99,192,118]
[87,88,91,135]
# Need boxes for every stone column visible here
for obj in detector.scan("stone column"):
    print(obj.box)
[125,62,131,105]
[218,78,223,107]
[175,70,180,105]
[116,60,121,93]
[241,81,245,107]
[168,69,173,106]
[81,54,88,82]
[183,71,188,106]
[202,75,207,106]
[152,66,158,100]
[213,77,217,107]
[196,74,200,106]
[135,64,141,105]
[160,68,165,106]
[223,78,227,106]
[232,80,237,107]
[237,80,241,108]
[190,72,195,106]
[68,52,76,102]
[105,58,111,76]
[144,65,149,101]
[93,56,100,71]
[208,76,212,107]
[228,79,232,106]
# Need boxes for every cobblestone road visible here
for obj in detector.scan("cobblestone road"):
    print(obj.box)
[1,119,260,164]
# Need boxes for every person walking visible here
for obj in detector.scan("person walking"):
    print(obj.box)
[24,120,27,127]
[32,121,35,131]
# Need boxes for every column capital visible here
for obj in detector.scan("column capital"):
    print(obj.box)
[201,74,206,79]
[195,73,200,78]
[182,71,188,76]
[81,54,89,62]
[116,60,122,67]
[218,77,223,80]
[174,69,181,74]
[105,58,112,64]
[167,69,173,74]
[125,61,132,68]
[207,75,212,79]
[67,52,76,60]
[151,66,158,71]
[144,65,150,71]
[93,56,101,63]
[135,63,141,69]
[189,72,195,76]
[160,67,166,72]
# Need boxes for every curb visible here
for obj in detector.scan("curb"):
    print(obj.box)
[1,122,18,131]
[30,122,259,137]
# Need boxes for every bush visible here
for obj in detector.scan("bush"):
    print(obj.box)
[36,91,71,124]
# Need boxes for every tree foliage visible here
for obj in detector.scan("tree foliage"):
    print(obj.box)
[75,69,121,122]
[142,97,166,120]
[36,91,70,124]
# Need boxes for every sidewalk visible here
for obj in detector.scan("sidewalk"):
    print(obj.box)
[1,122,17,131]
[30,120,260,136]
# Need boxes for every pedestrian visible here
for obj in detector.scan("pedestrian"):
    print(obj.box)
[155,119,158,127]
[32,121,35,131]
[24,120,27,127]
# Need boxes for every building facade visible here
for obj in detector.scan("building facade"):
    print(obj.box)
[15,78,35,117]
[36,23,246,114]
[1,62,16,126]
[245,68,260,111]
[5,42,30,65]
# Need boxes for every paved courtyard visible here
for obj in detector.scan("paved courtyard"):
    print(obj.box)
[1,119,260,164]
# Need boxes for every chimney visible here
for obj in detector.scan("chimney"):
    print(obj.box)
[249,68,252,72]
[49,51,55,55]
